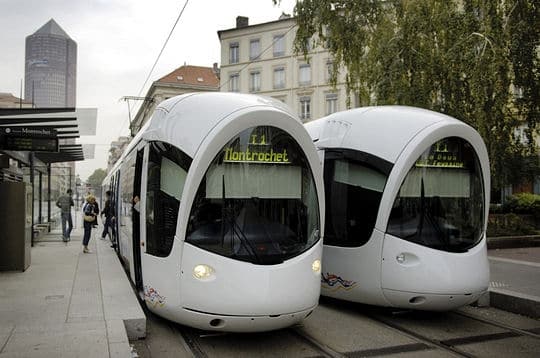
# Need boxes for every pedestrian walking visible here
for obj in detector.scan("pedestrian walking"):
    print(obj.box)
[101,190,115,242]
[56,189,74,242]
[82,194,99,253]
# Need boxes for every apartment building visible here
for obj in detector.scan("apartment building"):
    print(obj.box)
[218,15,349,122]
[130,65,220,135]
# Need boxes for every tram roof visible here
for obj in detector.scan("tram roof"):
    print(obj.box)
[306,106,463,163]
[123,92,297,160]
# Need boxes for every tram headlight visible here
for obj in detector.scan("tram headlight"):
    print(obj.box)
[312,259,321,273]
[193,264,214,279]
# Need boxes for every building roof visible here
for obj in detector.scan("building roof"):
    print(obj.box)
[32,19,71,39]
[156,65,219,88]
[217,16,294,38]
[0,93,32,106]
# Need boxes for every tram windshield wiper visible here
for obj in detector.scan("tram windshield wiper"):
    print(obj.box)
[221,175,261,263]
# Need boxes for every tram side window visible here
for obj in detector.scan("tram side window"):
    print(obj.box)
[324,157,388,247]
[145,142,191,257]
[111,173,119,242]
[120,151,137,242]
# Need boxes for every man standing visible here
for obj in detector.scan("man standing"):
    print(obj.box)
[56,189,74,242]
[101,190,115,243]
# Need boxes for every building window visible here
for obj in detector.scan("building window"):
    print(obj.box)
[354,92,361,108]
[250,39,260,60]
[299,64,311,86]
[273,67,285,89]
[229,73,239,92]
[326,93,338,115]
[249,71,261,92]
[514,125,529,145]
[229,42,239,64]
[326,60,334,82]
[303,37,312,52]
[324,27,333,49]
[299,96,311,121]
[513,85,524,99]
[273,34,285,57]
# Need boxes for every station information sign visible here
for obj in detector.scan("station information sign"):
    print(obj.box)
[0,127,59,152]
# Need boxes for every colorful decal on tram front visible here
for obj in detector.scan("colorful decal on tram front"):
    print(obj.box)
[321,273,357,291]
[144,286,166,308]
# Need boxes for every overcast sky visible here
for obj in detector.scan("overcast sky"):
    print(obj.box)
[0,0,296,181]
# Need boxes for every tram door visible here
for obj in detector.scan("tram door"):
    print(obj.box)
[139,142,189,307]
[113,173,120,254]
[132,149,144,292]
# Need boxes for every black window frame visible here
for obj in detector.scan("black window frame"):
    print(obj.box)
[323,149,392,248]
[229,42,239,64]
[145,141,192,258]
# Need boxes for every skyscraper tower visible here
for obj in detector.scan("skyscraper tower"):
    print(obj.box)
[24,19,77,108]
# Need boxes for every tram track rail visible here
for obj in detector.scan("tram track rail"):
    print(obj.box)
[360,308,540,357]
[172,324,344,358]
[452,309,540,340]
[363,312,476,357]
[175,326,208,358]
[134,296,540,357]
[314,295,540,357]
[288,327,346,358]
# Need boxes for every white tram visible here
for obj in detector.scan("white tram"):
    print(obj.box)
[103,93,324,331]
[306,106,490,311]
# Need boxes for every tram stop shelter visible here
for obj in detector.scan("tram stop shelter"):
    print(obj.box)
[0,107,96,271]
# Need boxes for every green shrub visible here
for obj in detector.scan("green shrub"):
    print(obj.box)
[487,213,537,237]
[502,193,540,218]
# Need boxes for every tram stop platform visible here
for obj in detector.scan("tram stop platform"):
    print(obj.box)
[0,225,145,358]
[0,231,539,358]
[487,244,540,319]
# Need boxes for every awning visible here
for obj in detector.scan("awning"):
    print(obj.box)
[0,107,97,164]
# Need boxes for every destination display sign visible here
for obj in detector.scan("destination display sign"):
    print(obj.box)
[223,147,290,164]
[223,133,290,164]
[0,127,59,152]
[415,139,465,169]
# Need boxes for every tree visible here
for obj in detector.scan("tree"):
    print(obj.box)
[287,0,540,193]
[86,168,107,189]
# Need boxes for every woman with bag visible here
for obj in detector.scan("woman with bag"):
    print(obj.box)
[82,195,99,253]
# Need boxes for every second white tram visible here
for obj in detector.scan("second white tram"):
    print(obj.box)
[103,92,324,331]
[306,106,490,311]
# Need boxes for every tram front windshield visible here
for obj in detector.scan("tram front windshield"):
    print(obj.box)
[387,137,485,252]
[186,126,320,265]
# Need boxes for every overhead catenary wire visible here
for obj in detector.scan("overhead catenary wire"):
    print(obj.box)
[118,5,295,138]
[137,0,190,97]
[117,0,190,138]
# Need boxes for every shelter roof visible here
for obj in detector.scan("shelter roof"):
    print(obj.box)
[0,108,96,163]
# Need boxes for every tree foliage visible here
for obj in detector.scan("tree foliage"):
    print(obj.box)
[289,0,540,191]
[86,168,107,189]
